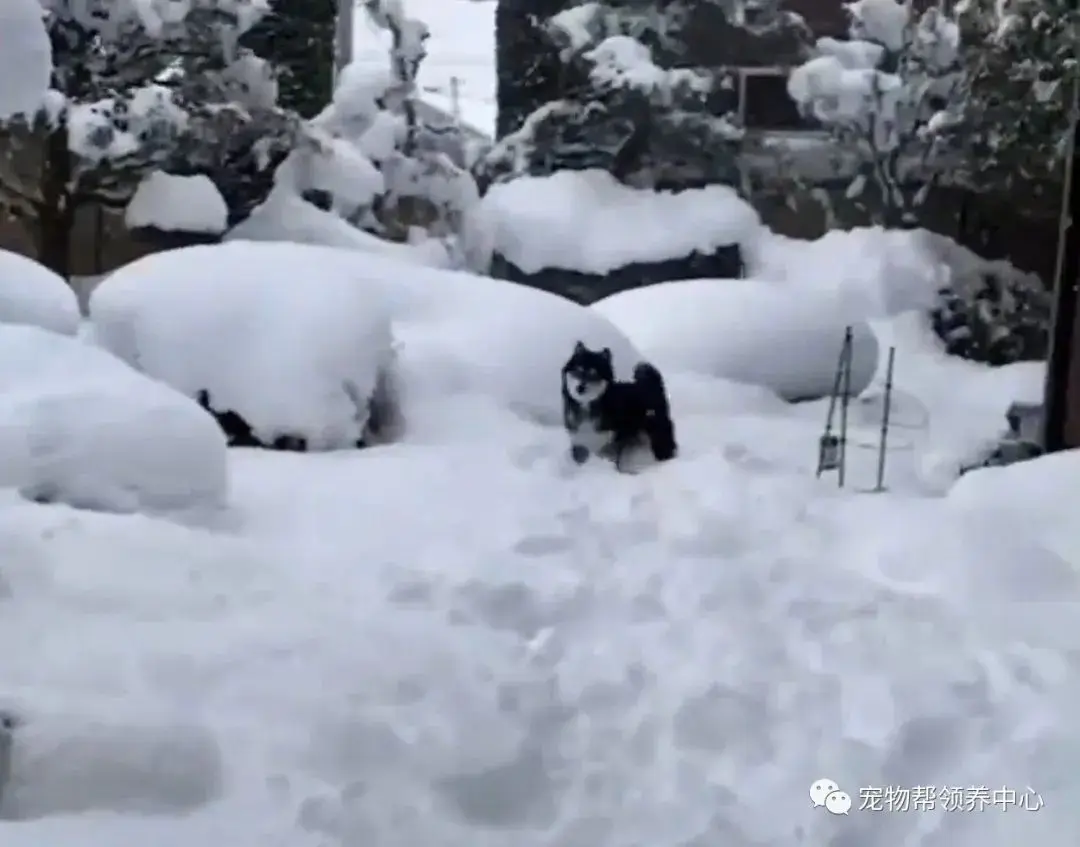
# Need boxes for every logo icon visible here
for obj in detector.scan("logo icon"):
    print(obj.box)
[825,789,852,815]
[810,778,840,808]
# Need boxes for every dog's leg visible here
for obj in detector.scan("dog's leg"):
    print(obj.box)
[571,444,589,464]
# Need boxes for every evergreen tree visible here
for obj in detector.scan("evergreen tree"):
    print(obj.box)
[495,0,569,139]
[483,0,809,190]
[240,0,338,118]
[939,0,1075,192]
[0,0,291,276]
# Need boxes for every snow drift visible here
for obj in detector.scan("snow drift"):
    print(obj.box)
[88,242,642,442]
[0,250,80,336]
[593,279,879,401]
[0,324,227,515]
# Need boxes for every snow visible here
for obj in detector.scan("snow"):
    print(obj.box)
[480,169,762,275]
[89,243,397,450]
[354,0,497,135]
[226,190,458,269]
[125,172,229,235]
[0,324,227,517]
[0,0,52,121]
[88,241,641,440]
[4,222,1080,846]
[592,279,880,402]
[0,250,81,337]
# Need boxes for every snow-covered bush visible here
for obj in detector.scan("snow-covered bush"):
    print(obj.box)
[0,249,80,336]
[0,0,293,276]
[246,0,486,270]
[0,323,228,516]
[89,242,398,452]
[926,236,1050,365]
[482,0,749,190]
[937,0,1076,190]
[787,0,962,226]
[89,240,643,437]
[479,169,758,301]
[592,279,880,402]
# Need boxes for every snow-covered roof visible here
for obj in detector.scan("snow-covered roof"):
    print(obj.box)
[480,169,761,275]
[125,172,229,235]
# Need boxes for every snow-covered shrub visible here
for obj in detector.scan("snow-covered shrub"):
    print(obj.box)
[90,240,643,436]
[89,242,398,452]
[787,0,963,226]
[937,0,1076,191]
[0,323,228,516]
[929,241,1050,365]
[479,169,758,301]
[0,250,80,336]
[593,279,880,402]
[0,0,292,277]
[243,0,487,271]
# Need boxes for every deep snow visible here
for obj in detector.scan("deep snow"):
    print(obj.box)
[0,250,81,337]
[0,324,227,516]
[593,279,880,402]
[3,220,1078,847]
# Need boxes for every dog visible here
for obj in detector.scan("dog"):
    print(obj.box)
[561,341,677,470]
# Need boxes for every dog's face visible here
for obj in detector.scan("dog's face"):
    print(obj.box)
[563,341,613,404]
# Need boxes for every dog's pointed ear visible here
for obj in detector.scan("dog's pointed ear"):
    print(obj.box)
[601,347,612,361]
[573,340,586,354]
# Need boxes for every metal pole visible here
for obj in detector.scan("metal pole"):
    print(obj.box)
[1041,69,1080,452]
[838,327,853,488]
[875,347,896,491]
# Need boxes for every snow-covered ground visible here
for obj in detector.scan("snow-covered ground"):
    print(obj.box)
[2,224,1079,847]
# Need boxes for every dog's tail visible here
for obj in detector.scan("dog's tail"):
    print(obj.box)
[633,362,677,461]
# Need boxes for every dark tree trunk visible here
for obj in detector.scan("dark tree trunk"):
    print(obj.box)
[36,126,75,279]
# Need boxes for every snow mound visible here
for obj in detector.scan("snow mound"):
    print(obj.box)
[480,169,761,275]
[125,171,228,235]
[0,324,227,516]
[1,717,222,820]
[90,243,397,450]
[0,0,52,121]
[0,250,80,336]
[593,279,879,401]
[226,192,456,269]
[89,242,639,441]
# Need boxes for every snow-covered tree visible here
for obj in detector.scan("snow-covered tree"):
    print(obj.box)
[0,0,53,122]
[241,0,338,117]
[0,0,292,275]
[494,0,568,139]
[482,0,754,190]
[787,0,963,226]
[248,0,485,268]
[937,0,1076,191]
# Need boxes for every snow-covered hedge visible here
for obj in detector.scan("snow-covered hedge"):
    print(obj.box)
[89,241,642,444]
[479,170,758,302]
[90,243,398,451]
[0,324,228,516]
[0,250,81,336]
[593,279,879,402]
[926,236,1050,365]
